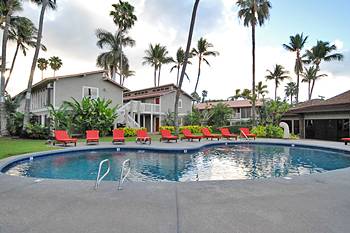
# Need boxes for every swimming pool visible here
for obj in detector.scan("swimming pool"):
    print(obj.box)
[3,143,350,182]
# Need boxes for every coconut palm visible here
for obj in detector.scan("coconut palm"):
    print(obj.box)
[174,0,200,135]
[236,0,271,125]
[5,17,47,89]
[170,47,191,86]
[284,82,297,105]
[301,66,327,100]
[96,29,135,82]
[191,37,218,94]
[142,43,172,87]
[23,0,57,129]
[110,0,137,81]
[201,90,208,103]
[228,89,242,100]
[49,56,62,78]
[265,64,290,101]
[255,81,268,99]
[120,63,135,86]
[37,57,48,80]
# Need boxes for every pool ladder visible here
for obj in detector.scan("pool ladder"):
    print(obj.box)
[94,159,131,190]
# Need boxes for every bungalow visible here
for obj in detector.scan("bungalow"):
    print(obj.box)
[15,70,126,126]
[195,100,263,125]
[282,90,350,141]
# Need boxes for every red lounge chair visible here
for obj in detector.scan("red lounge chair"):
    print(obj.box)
[53,130,77,147]
[341,138,350,145]
[220,128,238,140]
[160,129,178,142]
[181,129,203,142]
[136,130,151,144]
[201,127,221,140]
[86,130,99,144]
[240,128,256,140]
[112,129,125,144]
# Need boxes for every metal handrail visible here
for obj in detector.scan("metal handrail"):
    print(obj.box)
[118,159,131,190]
[94,159,111,190]
[240,130,250,140]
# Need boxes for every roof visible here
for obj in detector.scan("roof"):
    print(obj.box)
[123,84,193,101]
[286,90,350,114]
[15,70,128,97]
[195,99,263,110]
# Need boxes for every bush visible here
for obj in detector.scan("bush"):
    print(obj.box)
[183,109,201,126]
[159,126,175,133]
[208,103,233,127]
[159,125,213,134]
[251,125,283,138]
[24,123,50,139]
[6,112,24,136]
[120,127,147,137]
[251,125,267,137]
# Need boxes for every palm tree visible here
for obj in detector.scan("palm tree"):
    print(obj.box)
[5,17,47,89]
[49,56,62,78]
[301,66,327,100]
[23,0,57,129]
[170,47,191,86]
[265,64,290,101]
[255,81,268,99]
[284,82,297,104]
[1,0,22,135]
[120,63,135,86]
[191,37,218,94]
[110,0,137,81]
[283,33,308,103]
[37,57,48,80]
[230,89,242,100]
[174,0,200,135]
[201,90,207,103]
[237,0,272,125]
[142,43,172,87]
[96,29,135,82]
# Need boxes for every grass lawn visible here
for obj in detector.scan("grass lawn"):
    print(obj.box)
[0,135,162,160]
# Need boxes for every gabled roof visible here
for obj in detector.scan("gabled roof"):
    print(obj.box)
[195,99,263,110]
[123,83,193,101]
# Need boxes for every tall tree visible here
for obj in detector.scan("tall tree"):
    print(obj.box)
[1,0,22,135]
[301,66,327,100]
[49,56,62,78]
[283,33,308,103]
[236,0,272,126]
[228,89,242,100]
[201,90,207,103]
[110,0,137,82]
[191,37,218,94]
[170,47,191,86]
[23,0,57,129]
[174,0,200,135]
[255,81,268,99]
[5,16,46,89]
[120,63,135,86]
[265,64,290,101]
[37,57,48,80]
[96,29,134,82]
[284,81,297,104]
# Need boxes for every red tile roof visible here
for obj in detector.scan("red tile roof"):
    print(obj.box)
[123,84,193,100]
[195,99,263,110]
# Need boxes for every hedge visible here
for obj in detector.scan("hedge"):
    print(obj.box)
[120,127,147,137]
[159,125,213,134]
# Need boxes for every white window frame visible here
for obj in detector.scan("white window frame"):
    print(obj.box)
[178,99,182,109]
[82,86,99,99]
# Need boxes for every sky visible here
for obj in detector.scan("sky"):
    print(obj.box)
[3,0,350,101]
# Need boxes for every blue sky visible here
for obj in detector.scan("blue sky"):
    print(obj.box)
[5,0,350,101]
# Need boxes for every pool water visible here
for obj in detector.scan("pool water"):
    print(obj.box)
[4,144,350,182]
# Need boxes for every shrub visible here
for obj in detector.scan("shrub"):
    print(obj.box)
[183,109,201,126]
[208,103,233,127]
[251,125,267,137]
[120,127,147,137]
[159,126,175,133]
[6,112,24,136]
[251,125,283,138]
[24,123,50,139]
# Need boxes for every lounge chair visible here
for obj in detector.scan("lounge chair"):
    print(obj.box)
[181,129,203,142]
[86,130,99,144]
[53,130,77,147]
[239,128,256,140]
[136,129,151,144]
[341,138,350,145]
[201,127,221,140]
[220,128,238,140]
[112,129,125,144]
[160,129,178,142]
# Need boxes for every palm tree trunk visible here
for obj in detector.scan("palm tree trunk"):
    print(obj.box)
[174,0,200,135]
[4,43,20,90]
[0,1,13,136]
[53,70,56,78]
[154,66,157,87]
[157,65,161,86]
[119,36,123,83]
[275,81,277,101]
[194,56,201,94]
[296,52,300,103]
[251,24,256,125]
[112,66,116,81]
[310,79,316,100]
[41,70,44,80]
[308,81,311,100]
[176,66,180,86]
[23,0,48,130]
[290,94,293,105]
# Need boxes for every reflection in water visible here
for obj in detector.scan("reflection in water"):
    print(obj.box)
[5,145,350,182]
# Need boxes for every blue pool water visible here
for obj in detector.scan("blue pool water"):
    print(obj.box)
[3,144,350,182]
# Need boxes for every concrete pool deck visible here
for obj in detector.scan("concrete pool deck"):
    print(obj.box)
[1,139,350,233]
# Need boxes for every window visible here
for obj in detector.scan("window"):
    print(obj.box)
[178,99,182,108]
[83,87,99,99]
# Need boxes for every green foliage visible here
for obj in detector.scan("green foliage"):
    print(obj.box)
[48,105,72,132]
[24,123,49,139]
[259,99,290,125]
[159,126,176,133]
[251,125,267,137]
[160,125,212,134]
[7,112,24,136]
[183,109,201,126]
[162,111,176,126]
[64,97,118,136]
[208,103,233,127]
[251,125,283,138]
[121,127,147,137]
